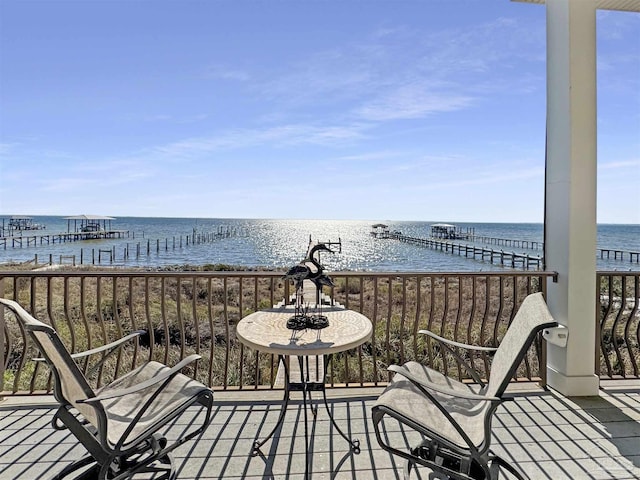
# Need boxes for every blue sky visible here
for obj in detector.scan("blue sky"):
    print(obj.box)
[1,1,638,223]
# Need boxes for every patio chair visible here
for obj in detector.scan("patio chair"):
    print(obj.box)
[0,298,214,480]
[371,292,557,480]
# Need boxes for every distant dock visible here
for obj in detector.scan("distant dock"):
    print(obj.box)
[376,231,639,268]
[1,216,46,236]
[0,230,130,249]
[11,225,249,267]
[599,249,640,263]
[388,232,543,270]
[0,213,130,249]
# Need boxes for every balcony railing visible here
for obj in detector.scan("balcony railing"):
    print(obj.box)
[597,271,640,379]
[1,270,637,396]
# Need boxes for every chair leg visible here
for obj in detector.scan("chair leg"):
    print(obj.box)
[101,453,175,480]
[403,459,415,480]
[119,457,175,480]
[488,455,528,480]
[51,455,97,480]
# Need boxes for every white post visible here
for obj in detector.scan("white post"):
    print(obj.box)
[544,0,599,396]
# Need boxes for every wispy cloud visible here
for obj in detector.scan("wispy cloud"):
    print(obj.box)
[249,16,543,125]
[598,159,640,170]
[401,165,545,192]
[441,166,542,186]
[0,143,19,155]
[27,154,157,194]
[40,176,96,193]
[140,113,209,124]
[597,10,640,41]
[150,123,370,159]
[142,114,173,122]
[355,84,474,121]
[336,150,408,162]
[202,65,250,82]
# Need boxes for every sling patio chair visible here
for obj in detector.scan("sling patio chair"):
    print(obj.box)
[0,298,214,480]
[371,292,557,480]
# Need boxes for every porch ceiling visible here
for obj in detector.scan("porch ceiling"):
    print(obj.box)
[513,0,640,13]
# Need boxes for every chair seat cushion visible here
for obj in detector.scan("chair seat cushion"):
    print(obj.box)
[97,361,209,448]
[373,361,491,449]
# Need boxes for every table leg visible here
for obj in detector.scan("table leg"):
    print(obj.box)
[320,355,361,453]
[251,353,360,471]
[251,356,291,456]
[299,355,310,480]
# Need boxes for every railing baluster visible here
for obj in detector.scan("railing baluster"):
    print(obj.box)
[611,275,627,378]
[372,276,379,385]
[207,277,215,387]
[621,276,638,377]
[399,276,407,366]
[41,276,56,392]
[239,276,244,389]
[145,276,154,361]
[223,277,229,390]
[176,277,185,360]
[79,277,91,374]
[441,276,450,378]
[412,276,422,366]
[453,276,463,381]
[385,276,392,381]
[63,277,75,353]
[192,276,200,380]
[160,277,168,365]
[480,275,491,375]
[631,276,640,377]
[128,276,139,370]
[112,277,124,379]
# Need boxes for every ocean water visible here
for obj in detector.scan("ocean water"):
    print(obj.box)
[0,216,638,272]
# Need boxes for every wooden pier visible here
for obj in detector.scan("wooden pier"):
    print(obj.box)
[382,232,639,267]
[466,234,543,250]
[388,233,543,270]
[0,230,130,249]
[599,248,640,263]
[16,225,249,267]
[464,235,638,262]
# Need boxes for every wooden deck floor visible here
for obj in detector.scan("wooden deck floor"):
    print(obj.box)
[1,382,639,479]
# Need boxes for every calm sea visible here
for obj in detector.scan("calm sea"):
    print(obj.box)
[1,216,638,272]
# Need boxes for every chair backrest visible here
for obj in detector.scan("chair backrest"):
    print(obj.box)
[0,298,100,426]
[485,292,557,398]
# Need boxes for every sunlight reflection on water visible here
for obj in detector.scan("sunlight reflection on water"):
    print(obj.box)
[1,217,637,272]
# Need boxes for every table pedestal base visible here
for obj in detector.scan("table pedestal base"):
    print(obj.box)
[251,355,360,478]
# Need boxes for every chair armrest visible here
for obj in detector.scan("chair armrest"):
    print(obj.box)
[78,354,201,404]
[418,329,495,385]
[34,330,145,362]
[69,331,145,359]
[418,330,497,353]
[387,364,500,403]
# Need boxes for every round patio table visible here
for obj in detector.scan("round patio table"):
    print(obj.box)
[236,305,373,479]
[236,305,372,356]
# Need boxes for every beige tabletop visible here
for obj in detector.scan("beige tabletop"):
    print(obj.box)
[236,306,373,356]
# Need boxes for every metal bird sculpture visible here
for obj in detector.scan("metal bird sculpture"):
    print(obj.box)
[305,243,335,293]
[283,263,311,291]
[283,243,334,289]
[282,239,341,330]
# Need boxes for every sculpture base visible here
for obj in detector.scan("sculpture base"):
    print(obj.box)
[286,314,330,331]
[306,315,329,330]
[287,315,309,331]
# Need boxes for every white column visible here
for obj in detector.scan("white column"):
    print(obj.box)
[544,0,599,396]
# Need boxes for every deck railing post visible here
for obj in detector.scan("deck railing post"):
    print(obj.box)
[0,277,4,398]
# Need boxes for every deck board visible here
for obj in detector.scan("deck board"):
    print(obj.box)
[1,383,639,479]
